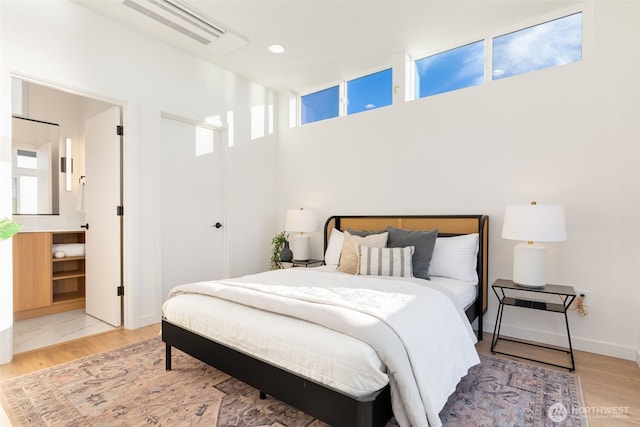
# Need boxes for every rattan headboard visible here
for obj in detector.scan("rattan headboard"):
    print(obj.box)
[323,215,489,315]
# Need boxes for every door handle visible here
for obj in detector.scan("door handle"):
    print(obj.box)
[81,223,90,230]
[213,222,223,229]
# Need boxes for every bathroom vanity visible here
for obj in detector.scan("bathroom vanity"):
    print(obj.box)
[13,231,86,320]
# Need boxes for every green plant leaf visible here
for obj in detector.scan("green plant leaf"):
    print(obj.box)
[0,218,24,242]
[270,230,289,270]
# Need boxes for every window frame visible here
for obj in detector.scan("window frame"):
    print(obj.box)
[294,5,588,123]
[298,64,394,126]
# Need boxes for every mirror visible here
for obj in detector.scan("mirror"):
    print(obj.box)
[11,116,60,215]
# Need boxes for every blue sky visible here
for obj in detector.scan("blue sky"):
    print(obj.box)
[415,41,485,98]
[493,13,582,79]
[301,86,340,124]
[347,69,393,115]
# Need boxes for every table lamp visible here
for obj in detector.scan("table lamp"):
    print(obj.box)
[502,201,566,287]
[285,208,317,261]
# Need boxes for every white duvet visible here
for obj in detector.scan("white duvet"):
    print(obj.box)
[165,268,479,427]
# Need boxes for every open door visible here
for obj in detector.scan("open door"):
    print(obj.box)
[84,106,122,327]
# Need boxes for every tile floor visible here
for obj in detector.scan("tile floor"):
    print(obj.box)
[12,310,117,354]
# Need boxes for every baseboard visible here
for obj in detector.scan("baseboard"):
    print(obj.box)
[484,320,637,362]
[127,313,158,330]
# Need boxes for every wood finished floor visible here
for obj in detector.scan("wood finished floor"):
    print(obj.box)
[0,326,638,426]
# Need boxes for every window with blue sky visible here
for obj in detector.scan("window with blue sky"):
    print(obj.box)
[415,41,484,99]
[301,85,339,125]
[300,11,583,125]
[347,68,392,115]
[493,13,582,80]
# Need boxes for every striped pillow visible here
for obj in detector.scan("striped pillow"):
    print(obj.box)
[357,245,414,278]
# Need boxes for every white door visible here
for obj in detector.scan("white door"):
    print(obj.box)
[84,106,122,326]
[160,116,225,300]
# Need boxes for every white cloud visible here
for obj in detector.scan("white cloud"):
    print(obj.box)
[493,13,582,79]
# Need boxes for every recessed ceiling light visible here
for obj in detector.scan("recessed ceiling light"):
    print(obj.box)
[268,44,286,54]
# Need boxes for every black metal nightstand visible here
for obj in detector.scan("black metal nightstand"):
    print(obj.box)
[491,278,576,371]
[291,259,324,268]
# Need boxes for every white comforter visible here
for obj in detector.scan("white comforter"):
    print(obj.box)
[166,268,479,427]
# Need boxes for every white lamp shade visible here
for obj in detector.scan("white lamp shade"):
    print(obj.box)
[285,208,317,233]
[502,203,566,242]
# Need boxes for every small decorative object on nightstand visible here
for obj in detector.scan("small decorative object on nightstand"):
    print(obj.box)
[280,240,293,262]
[491,278,576,371]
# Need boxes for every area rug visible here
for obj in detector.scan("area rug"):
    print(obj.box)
[1,337,587,426]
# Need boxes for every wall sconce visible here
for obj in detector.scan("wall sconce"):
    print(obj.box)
[502,201,567,287]
[285,208,318,261]
[60,137,72,191]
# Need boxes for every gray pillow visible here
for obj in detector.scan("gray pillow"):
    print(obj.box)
[386,226,438,280]
[346,228,386,237]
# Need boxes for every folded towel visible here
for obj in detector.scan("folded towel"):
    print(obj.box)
[52,243,85,257]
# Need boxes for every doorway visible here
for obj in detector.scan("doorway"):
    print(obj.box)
[10,78,124,353]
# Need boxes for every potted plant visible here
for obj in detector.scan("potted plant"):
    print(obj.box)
[0,218,23,243]
[270,231,291,270]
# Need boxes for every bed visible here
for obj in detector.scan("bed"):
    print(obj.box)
[162,214,489,427]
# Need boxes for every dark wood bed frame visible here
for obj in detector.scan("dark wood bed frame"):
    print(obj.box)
[163,214,488,427]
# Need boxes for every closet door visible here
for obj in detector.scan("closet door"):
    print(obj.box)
[160,115,225,300]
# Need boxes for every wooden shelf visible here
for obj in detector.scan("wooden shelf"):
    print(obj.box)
[52,256,85,263]
[13,231,86,320]
[53,270,85,281]
[53,290,85,304]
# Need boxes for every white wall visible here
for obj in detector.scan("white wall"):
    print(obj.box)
[0,0,279,362]
[277,1,640,361]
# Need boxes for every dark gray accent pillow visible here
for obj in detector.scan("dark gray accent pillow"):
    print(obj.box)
[346,228,386,237]
[386,226,438,280]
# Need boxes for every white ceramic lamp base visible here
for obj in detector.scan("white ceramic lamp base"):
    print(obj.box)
[293,233,310,261]
[513,243,547,287]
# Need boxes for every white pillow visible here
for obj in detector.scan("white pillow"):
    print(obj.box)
[428,233,479,283]
[324,228,344,265]
[357,245,414,278]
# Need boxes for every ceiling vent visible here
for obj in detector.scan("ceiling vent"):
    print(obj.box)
[122,0,247,53]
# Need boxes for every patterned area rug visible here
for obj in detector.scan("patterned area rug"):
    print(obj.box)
[1,337,586,426]
[440,354,587,427]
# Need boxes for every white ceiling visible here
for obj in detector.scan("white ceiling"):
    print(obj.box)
[73,0,583,92]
